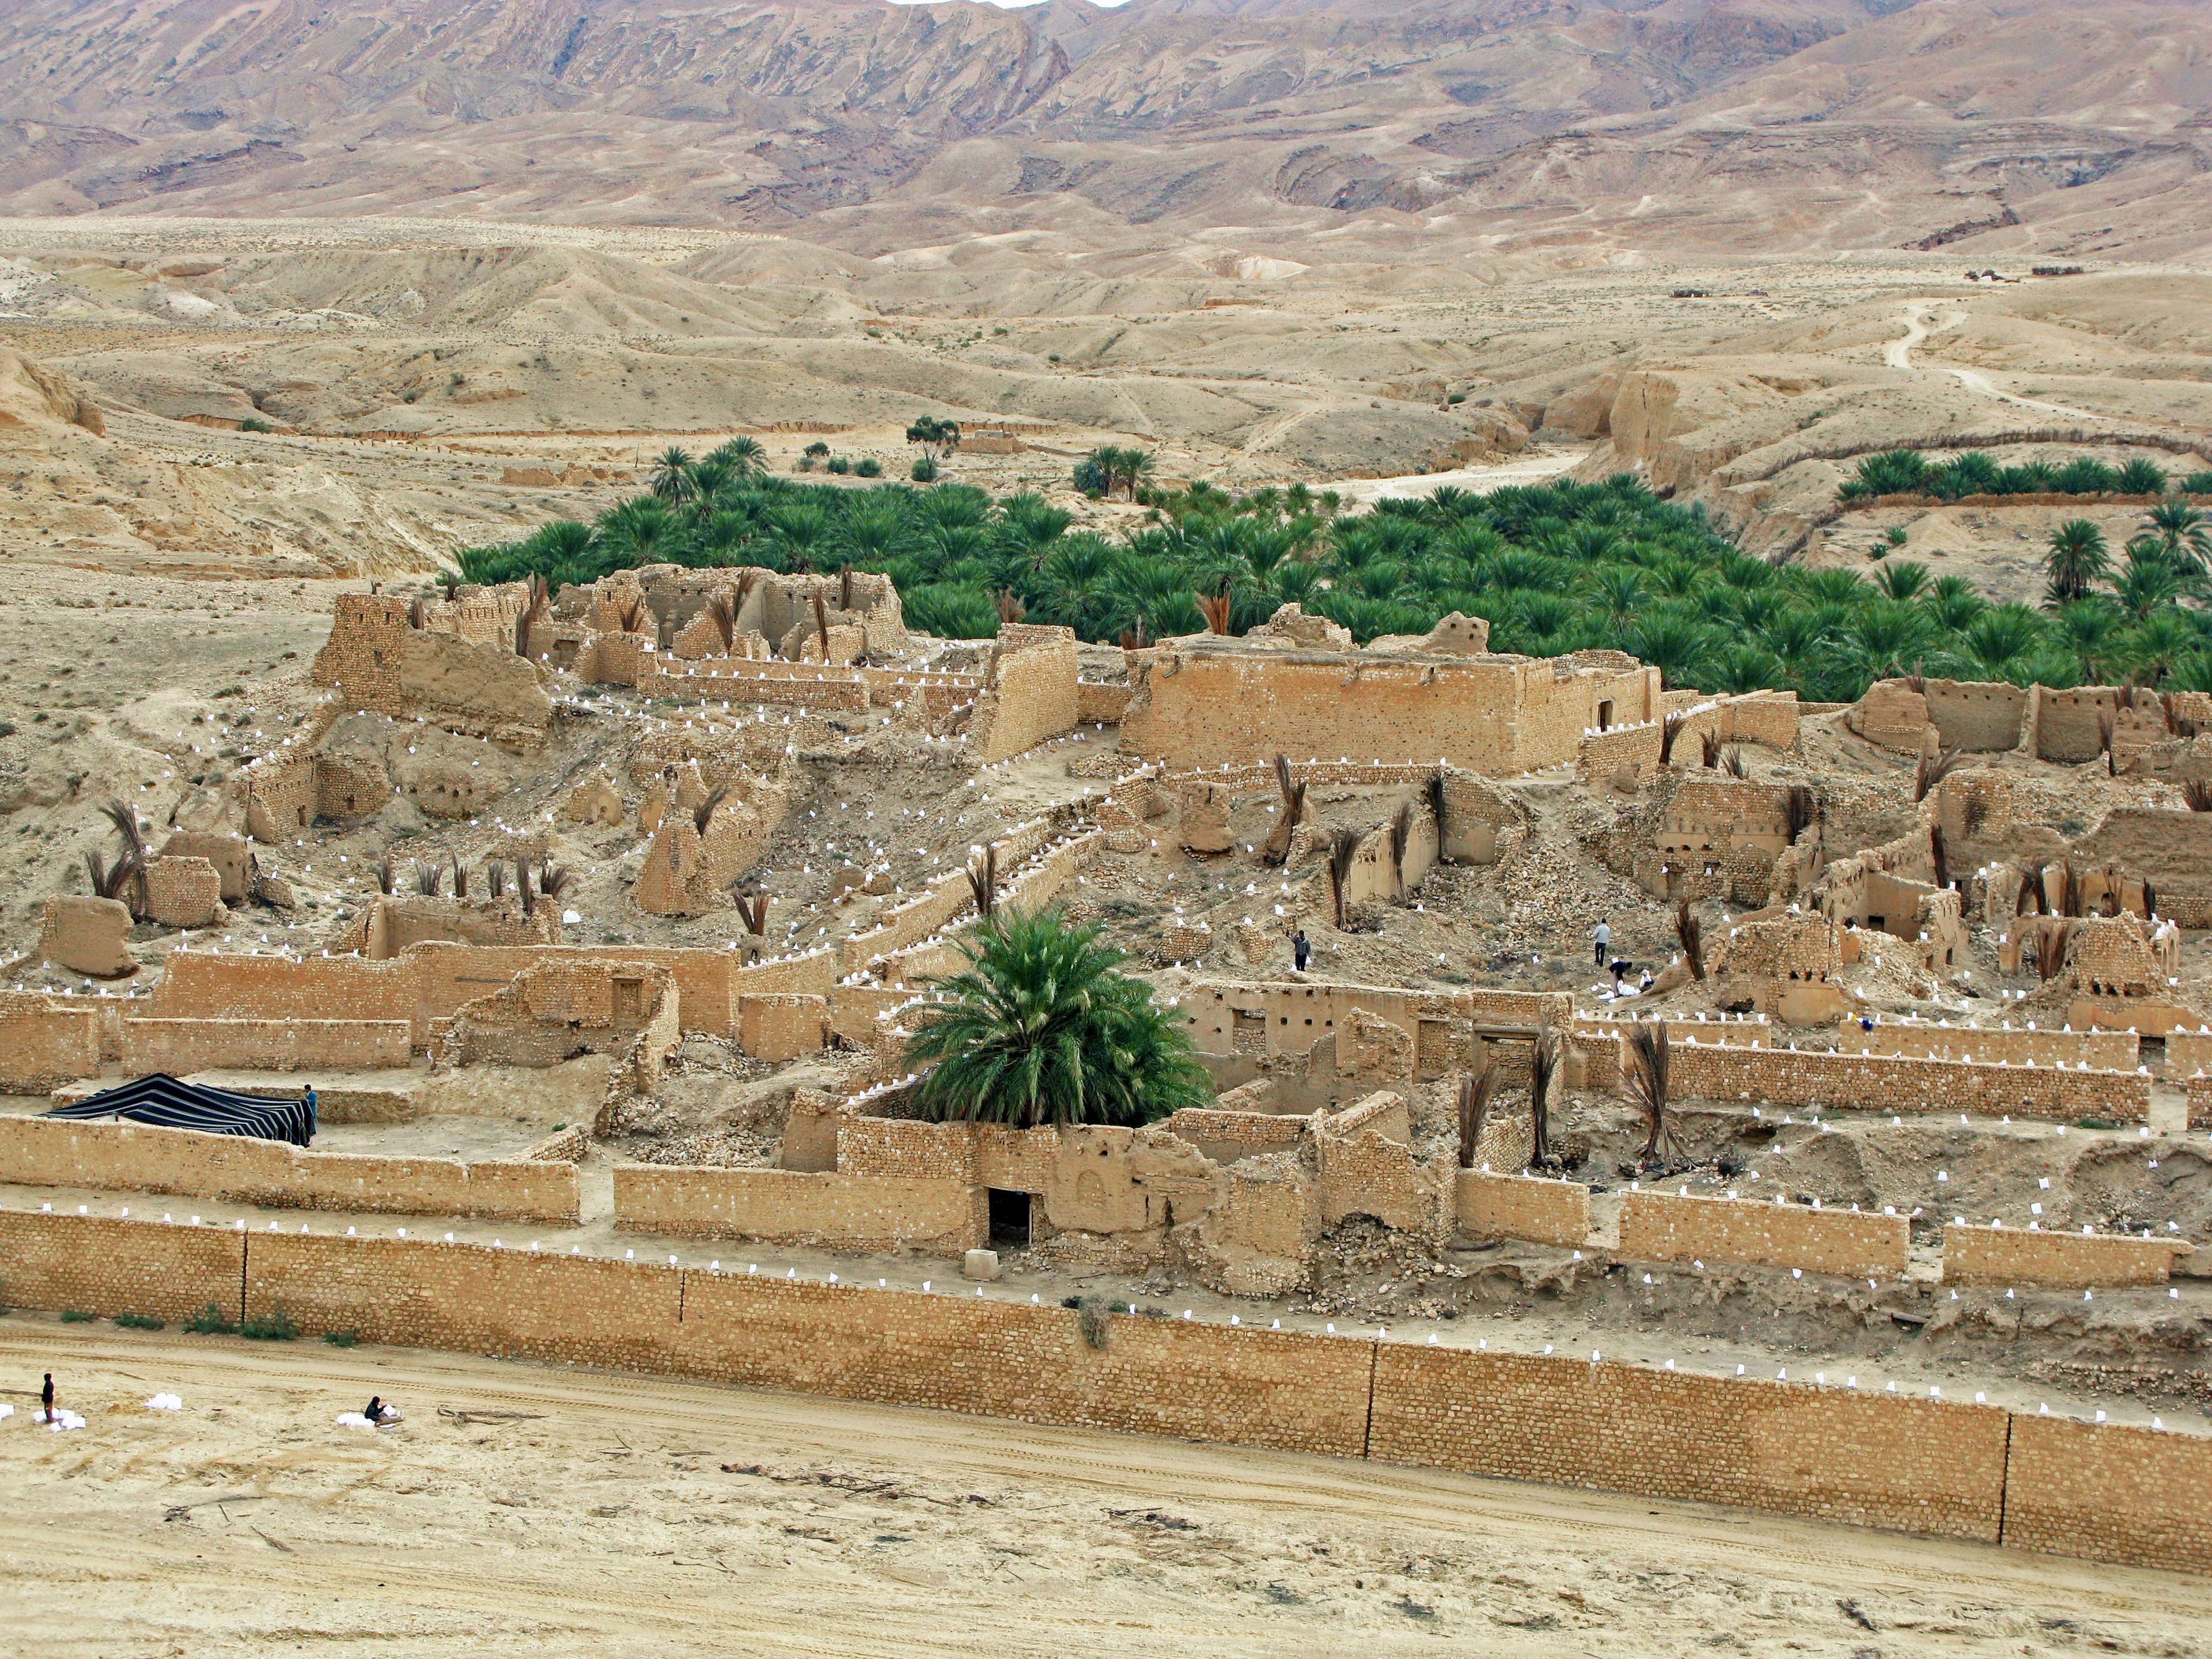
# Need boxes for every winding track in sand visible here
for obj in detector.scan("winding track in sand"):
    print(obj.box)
[1888,304,2111,422]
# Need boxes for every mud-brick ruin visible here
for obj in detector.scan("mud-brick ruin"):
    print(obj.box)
[5,569,2212,1574]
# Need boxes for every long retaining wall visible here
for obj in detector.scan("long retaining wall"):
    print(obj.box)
[0,1115,579,1225]
[1940,1222,2195,1289]
[1665,1039,2150,1123]
[2,1210,2206,1575]
[1618,1190,1910,1279]
[611,1165,983,1253]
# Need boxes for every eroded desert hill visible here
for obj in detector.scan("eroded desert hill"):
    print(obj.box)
[0,0,2206,262]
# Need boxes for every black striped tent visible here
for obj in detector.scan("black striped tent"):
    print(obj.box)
[45,1074,316,1146]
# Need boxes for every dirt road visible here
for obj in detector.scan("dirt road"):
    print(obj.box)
[2,1319,2206,1657]
[1887,305,2110,422]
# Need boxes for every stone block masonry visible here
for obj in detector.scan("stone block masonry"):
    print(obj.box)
[120,1017,411,1074]
[1940,1222,2194,1289]
[1,1210,2207,1574]
[1619,1190,1909,1279]
[1664,1037,2150,1123]
[2182,1072,2212,1130]
[0,1210,247,1326]
[0,1116,580,1226]
[1455,1170,1590,1248]
[2002,1414,2212,1577]
[1368,1346,2008,1544]
[0,992,101,1093]
[612,1166,984,1254]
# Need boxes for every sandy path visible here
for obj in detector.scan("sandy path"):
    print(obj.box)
[1337,448,1587,507]
[1888,304,2110,422]
[3,1320,2207,1657]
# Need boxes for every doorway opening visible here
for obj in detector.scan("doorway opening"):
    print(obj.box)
[987,1188,1031,1248]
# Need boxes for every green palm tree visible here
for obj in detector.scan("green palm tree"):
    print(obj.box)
[2044,519,2111,604]
[2143,499,2211,574]
[1586,566,1645,630]
[707,437,767,479]
[2112,540,2192,621]
[1966,604,2047,672]
[649,446,697,505]
[1874,560,1931,601]
[2119,611,2195,687]
[2051,599,2123,682]
[906,908,1210,1128]
[1921,574,1987,632]
[1625,612,1717,689]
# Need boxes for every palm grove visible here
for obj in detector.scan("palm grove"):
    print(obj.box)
[459,438,2212,702]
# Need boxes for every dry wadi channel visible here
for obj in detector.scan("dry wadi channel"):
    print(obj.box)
[3,1318,2210,1659]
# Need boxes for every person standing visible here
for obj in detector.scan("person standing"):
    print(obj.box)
[301,1084,318,1144]
[1593,919,1611,967]
[1292,929,1311,972]
[40,1372,54,1425]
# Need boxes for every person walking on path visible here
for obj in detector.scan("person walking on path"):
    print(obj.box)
[1593,919,1611,967]
[1292,929,1311,972]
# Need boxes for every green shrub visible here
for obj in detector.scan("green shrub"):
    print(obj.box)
[184,1302,237,1335]
[1885,526,1908,546]
[60,1308,96,1323]
[240,1304,298,1342]
[324,1328,359,1349]
[2117,457,2169,495]
[113,1312,164,1330]
[2183,471,2212,495]
[238,416,273,434]
[911,456,940,483]
[826,455,851,475]
[1071,456,1109,497]
[855,457,881,478]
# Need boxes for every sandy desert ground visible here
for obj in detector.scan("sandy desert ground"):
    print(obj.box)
[5,1316,2210,1659]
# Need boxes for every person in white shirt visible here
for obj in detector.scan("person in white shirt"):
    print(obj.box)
[1593,919,1611,967]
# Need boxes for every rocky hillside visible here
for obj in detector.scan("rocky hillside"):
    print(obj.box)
[0,0,2203,259]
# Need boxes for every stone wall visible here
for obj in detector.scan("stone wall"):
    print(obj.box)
[0,1116,579,1224]
[1369,1346,2008,1543]
[1664,1036,2150,1123]
[141,856,224,927]
[972,623,1080,763]
[1940,1222,2194,1288]
[1119,643,1660,777]
[1618,1191,1909,1278]
[153,950,424,1040]
[3,1209,2206,1573]
[612,1166,984,1253]
[0,992,102,1092]
[635,659,870,711]
[119,1017,411,1074]
[2002,1414,2212,1577]
[1453,1169,1590,1247]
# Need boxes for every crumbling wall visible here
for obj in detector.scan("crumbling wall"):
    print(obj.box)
[2067,808,2212,926]
[1120,645,1658,777]
[971,623,1080,763]
[39,895,137,978]
[448,960,678,1081]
